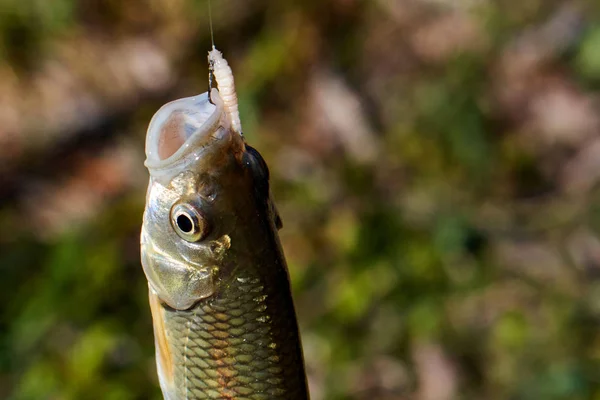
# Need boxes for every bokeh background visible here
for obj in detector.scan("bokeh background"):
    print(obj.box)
[1,0,600,399]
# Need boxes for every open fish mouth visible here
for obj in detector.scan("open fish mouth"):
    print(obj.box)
[144,89,230,183]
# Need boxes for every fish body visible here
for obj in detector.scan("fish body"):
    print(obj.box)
[140,51,309,399]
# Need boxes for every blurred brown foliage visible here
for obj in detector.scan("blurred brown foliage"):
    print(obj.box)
[1,0,600,399]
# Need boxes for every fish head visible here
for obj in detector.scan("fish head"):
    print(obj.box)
[141,88,263,311]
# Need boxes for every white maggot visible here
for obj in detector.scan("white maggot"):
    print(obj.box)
[208,47,242,135]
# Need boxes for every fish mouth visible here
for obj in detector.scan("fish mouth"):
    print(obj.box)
[144,88,232,183]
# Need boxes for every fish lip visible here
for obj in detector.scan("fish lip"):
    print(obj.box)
[144,88,227,174]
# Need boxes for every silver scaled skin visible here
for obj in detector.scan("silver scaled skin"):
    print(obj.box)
[140,51,309,400]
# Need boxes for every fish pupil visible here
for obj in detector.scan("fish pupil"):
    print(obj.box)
[176,214,194,233]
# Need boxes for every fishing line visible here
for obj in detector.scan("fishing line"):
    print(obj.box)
[207,0,216,92]
[208,0,215,50]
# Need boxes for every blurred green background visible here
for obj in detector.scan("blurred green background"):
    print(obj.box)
[1,0,600,399]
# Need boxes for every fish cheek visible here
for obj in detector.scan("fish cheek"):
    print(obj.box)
[141,249,217,310]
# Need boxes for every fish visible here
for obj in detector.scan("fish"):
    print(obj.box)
[140,47,310,400]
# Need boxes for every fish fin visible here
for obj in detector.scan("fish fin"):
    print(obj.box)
[242,145,283,229]
[148,288,176,396]
[270,196,283,230]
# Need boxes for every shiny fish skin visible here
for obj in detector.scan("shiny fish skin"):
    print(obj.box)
[141,49,309,400]
[160,269,307,399]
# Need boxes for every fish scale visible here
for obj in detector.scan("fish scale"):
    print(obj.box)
[162,271,306,399]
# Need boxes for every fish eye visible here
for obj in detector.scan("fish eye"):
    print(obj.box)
[176,214,193,233]
[170,203,209,242]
